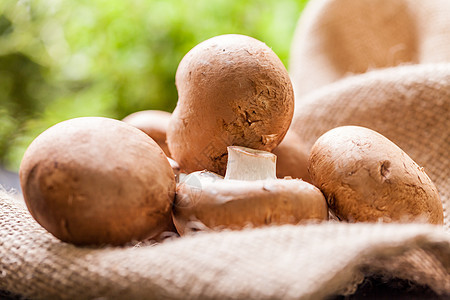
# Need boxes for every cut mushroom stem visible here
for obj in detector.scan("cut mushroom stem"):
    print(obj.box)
[224,146,277,181]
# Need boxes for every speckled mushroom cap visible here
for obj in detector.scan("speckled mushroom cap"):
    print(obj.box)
[173,171,328,235]
[167,34,295,176]
[309,126,444,224]
[19,117,176,245]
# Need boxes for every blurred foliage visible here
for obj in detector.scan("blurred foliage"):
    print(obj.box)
[0,0,308,171]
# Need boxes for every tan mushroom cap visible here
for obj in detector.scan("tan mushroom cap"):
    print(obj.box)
[273,130,310,182]
[19,117,176,245]
[173,172,328,235]
[309,126,444,224]
[168,34,295,176]
[122,110,172,157]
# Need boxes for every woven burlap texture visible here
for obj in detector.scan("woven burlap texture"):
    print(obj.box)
[1,0,450,299]
[290,0,450,98]
[1,193,449,299]
[288,0,450,231]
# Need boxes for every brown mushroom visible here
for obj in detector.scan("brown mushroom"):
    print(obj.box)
[19,117,176,245]
[173,146,328,235]
[272,130,311,182]
[308,126,444,224]
[167,34,295,176]
[122,110,172,157]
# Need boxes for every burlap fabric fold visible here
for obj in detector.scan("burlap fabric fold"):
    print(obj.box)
[288,0,450,231]
[1,192,449,299]
[290,63,450,231]
[290,0,450,98]
[1,0,450,299]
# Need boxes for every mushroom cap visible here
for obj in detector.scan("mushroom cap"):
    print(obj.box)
[122,110,172,157]
[272,130,310,182]
[168,34,295,176]
[19,117,176,245]
[309,126,444,224]
[173,171,328,235]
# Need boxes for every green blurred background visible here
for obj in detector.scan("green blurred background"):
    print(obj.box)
[0,0,308,171]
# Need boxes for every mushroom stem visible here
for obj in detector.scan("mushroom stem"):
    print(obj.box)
[224,146,277,181]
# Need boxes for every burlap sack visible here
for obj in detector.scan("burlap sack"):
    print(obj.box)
[1,0,450,299]
[290,0,450,98]
[289,63,450,231]
[288,0,450,231]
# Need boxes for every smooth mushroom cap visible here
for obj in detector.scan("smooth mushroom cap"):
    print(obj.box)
[168,34,295,176]
[309,126,444,224]
[273,130,310,182]
[173,171,328,235]
[19,117,176,245]
[122,110,172,157]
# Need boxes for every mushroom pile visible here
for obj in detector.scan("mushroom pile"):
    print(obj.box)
[19,34,443,246]
[162,34,329,234]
